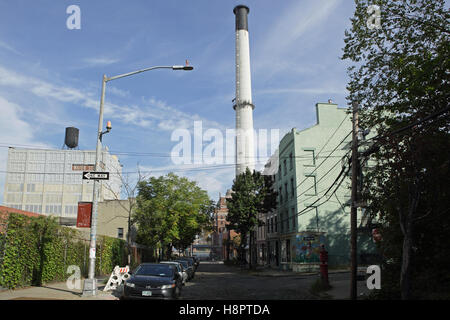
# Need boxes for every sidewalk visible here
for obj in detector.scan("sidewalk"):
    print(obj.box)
[239,264,351,277]
[326,278,370,300]
[236,265,370,300]
[310,272,371,300]
[0,277,120,300]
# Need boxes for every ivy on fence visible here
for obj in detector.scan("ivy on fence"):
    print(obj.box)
[0,212,130,289]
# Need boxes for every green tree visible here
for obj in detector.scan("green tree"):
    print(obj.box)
[342,0,449,299]
[226,168,277,269]
[133,173,213,260]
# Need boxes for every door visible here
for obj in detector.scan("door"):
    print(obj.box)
[275,241,279,266]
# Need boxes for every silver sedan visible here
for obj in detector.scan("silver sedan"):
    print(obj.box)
[159,261,188,285]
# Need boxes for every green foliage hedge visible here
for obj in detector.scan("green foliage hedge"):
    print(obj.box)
[0,212,131,289]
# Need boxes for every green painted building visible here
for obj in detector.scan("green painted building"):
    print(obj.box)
[271,101,376,269]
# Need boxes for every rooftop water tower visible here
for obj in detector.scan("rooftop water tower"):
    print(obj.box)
[63,127,79,149]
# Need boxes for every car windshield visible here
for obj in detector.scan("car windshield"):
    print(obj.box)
[176,260,189,268]
[134,265,174,277]
[162,263,181,272]
[178,258,192,264]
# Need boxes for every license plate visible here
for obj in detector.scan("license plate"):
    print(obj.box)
[142,291,152,296]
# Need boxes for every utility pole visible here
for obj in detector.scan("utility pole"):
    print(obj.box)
[350,101,359,300]
[82,74,107,297]
[81,62,193,297]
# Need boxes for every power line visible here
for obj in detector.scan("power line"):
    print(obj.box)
[0,143,347,160]
[359,105,450,156]
[271,163,350,230]
[291,146,351,202]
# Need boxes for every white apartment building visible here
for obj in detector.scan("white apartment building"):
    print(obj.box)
[3,147,122,225]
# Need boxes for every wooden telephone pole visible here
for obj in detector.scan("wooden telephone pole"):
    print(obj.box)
[350,101,359,300]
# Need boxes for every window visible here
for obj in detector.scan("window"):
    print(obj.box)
[279,187,283,204]
[45,205,61,214]
[46,163,64,173]
[29,205,42,213]
[286,239,291,262]
[9,173,24,182]
[10,161,25,172]
[283,159,287,175]
[290,178,295,197]
[25,194,42,203]
[65,205,78,215]
[46,194,63,203]
[291,208,296,231]
[28,173,44,183]
[28,162,44,172]
[280,212,284,233]
[274,216,278,232]
[278,165,282,178]
[117,228,124,239]
[289,153,293,170]
[285,183,288,201]
[65,173,81,184]
[6,193,22,203]
[11,152,26,161]
[285,211,289,232]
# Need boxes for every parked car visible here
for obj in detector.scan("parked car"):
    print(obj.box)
[121,263,182,300]
[191,255,200,267]
[160,261,188,285]
[174,259,194,280]
[178,256,198,271]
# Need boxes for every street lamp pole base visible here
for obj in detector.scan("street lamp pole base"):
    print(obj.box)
[82,278,97,297]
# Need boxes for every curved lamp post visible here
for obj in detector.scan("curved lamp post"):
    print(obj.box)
[82,62,194,297]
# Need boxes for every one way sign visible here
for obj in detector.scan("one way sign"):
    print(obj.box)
[83,171,109,180]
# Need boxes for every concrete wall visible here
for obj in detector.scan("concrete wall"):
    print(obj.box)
[273,102,377,267]
[96,199,133,241]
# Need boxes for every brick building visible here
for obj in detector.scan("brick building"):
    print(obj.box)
[211,190,239,261]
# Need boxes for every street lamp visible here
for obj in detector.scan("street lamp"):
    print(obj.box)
[82,61,194,297]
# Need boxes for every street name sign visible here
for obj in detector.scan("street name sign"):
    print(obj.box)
[82,171,109,180]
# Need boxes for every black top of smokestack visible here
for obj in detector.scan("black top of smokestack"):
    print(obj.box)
[233,5,249,31]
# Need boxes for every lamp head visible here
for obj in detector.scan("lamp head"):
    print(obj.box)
[172,60,194,71]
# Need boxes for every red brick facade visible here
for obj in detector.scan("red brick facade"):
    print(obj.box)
[212,191,239,260]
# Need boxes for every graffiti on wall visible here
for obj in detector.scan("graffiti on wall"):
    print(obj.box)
[292,232,326,263]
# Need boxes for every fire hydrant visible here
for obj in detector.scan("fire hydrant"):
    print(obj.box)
[319,244,329,286]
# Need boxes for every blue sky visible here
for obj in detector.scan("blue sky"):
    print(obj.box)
[0,0,357,202]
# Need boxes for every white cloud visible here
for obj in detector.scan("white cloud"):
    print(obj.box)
[0,96,52,204]
[0,63,239,202]
[108,86,130,98]
[0,40,23,56]
[83,57,120,66]
[0,64,224,132]
[254,0,342,77]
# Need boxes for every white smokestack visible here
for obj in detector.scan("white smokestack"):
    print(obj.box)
[233,5,255,176]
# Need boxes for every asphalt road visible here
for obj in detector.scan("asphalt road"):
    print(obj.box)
[179,262,320,300]
[0,262,369,300]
